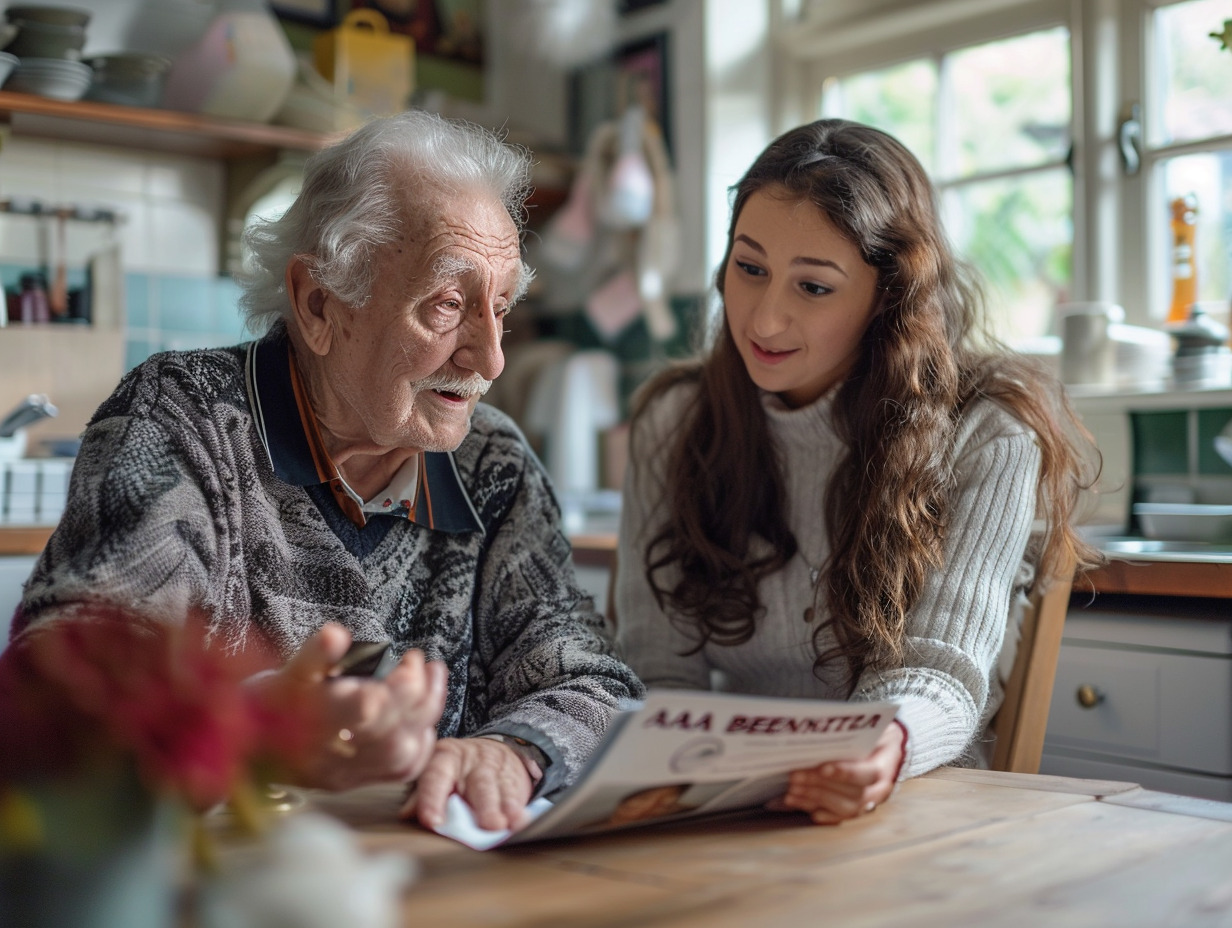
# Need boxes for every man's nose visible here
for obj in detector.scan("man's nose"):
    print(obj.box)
[454,303,506,381]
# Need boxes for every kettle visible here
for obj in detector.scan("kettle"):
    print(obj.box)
[1166,305,1231,388]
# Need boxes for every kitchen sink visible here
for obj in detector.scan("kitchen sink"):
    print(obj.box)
[1098,537,1232,562]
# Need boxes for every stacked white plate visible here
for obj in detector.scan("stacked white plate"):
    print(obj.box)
[5,56,91,101]
[0,51,17,86]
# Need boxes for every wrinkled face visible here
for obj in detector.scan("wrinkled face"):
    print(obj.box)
[321,188,528,453]
[723,186,880,408]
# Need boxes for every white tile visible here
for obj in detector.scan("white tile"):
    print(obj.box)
[58,143,147,196]
[0,166,59,205]
[0,211,45,265]
[146,152,223,209]
[148,200,218,274]
[0,137,60,174]
[93,192,151,269]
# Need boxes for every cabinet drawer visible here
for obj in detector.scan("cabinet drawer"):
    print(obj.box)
[1046,642,1232,775]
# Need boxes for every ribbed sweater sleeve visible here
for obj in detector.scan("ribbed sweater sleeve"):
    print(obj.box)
[849,415,1041,777]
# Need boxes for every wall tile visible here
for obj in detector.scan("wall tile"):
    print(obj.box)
[58,143,146,196]
[148,200,217,275]
[124,272,153,328]
[155,275,216,333]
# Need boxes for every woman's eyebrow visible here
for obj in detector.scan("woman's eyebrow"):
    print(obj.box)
[794,255,847,277]
[733,233,765,254]
[733,233,848,277]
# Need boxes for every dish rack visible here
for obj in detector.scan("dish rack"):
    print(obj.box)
[1133,502,1232,543]
[0,458,71,525]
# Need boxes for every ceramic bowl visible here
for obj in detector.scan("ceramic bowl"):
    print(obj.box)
[83,53,170,107]
[3,5,91,29]
[5,20,86,60]
[5,56,92,101]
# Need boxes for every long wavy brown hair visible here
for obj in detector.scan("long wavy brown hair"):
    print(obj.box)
[632,119,1104,690]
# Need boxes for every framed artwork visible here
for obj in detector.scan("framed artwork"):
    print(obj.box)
[569,32,672,162]
[268,0,338,27]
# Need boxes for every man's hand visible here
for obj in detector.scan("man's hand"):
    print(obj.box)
[772,720,907,825]
[399,737,534,832]
[247,623,447,792]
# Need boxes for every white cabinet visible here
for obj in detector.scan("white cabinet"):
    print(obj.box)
[1041,595,1232,800]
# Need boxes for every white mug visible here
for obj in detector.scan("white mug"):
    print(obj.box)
[1059,302,1123,386]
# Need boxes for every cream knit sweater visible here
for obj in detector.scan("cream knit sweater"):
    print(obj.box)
[615,384,1040,778]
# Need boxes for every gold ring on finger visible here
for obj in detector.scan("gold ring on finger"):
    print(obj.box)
[330,727,358,759]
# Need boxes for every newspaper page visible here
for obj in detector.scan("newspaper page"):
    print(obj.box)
[434,688,898,850]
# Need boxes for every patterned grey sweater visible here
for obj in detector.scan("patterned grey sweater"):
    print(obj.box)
[18,342,644,794]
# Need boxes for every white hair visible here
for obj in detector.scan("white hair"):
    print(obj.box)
[237,109,534,335]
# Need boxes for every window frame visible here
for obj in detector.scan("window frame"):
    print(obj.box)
[779,0,1232,331]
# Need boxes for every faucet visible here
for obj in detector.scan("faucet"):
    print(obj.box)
[0,394,58,460]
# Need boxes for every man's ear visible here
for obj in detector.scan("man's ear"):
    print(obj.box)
[286,256,333,356]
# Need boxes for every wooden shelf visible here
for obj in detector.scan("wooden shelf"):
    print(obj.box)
[0,90,334,160]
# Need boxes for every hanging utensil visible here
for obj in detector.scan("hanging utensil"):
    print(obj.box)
[48,208,69,319]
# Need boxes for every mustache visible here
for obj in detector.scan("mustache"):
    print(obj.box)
[414,372,492,397]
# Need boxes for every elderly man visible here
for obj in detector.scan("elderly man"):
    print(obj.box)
[15,110,644,831]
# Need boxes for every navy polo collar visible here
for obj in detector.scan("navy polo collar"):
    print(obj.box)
[244,327,483,534]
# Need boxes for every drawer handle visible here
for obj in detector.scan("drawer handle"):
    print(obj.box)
[1076,684,1104,709]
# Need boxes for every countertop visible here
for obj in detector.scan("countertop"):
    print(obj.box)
[6,524,1232,598]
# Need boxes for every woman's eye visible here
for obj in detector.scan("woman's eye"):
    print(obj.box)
[801,281,831,296]
[735,260,765,277]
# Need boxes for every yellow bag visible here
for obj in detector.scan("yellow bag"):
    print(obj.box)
[313,9,414,118]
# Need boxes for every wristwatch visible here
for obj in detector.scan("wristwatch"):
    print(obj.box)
[476,733,551,787]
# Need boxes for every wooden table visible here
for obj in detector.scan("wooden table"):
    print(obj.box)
[287,768,1232,927]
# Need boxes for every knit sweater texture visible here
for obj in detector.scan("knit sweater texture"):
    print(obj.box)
[615,383,1040,778]
[19,344,645,794]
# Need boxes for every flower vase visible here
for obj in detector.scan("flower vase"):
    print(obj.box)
[0,761,184,928]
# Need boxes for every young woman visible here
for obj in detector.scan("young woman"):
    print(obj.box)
[614,119,1103,825]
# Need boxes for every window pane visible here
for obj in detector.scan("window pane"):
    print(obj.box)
[948,27,1071,177]
[943,169,1073,343]
[1154,0,1232,145]
[1159,152,1232,320]
[821,60,936,173]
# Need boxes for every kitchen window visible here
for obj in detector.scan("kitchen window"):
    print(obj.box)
[780,0,1232,344]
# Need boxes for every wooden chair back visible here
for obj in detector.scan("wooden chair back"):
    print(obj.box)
[990,553,1076,774]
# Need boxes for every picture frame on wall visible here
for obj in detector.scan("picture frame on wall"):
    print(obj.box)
[268,0,338,27]
[569,32,672,162]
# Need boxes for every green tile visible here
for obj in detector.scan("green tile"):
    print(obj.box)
[1131,410,1189,475]
[1198,407,1232,474]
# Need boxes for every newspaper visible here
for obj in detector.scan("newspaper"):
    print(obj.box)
[434,688,898,850]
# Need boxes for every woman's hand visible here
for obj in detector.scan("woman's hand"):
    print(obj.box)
[399,737,535,832]
[247,623,447,792]
[774,720,907,825]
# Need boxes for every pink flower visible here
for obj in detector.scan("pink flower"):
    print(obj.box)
[0,606,288,810]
